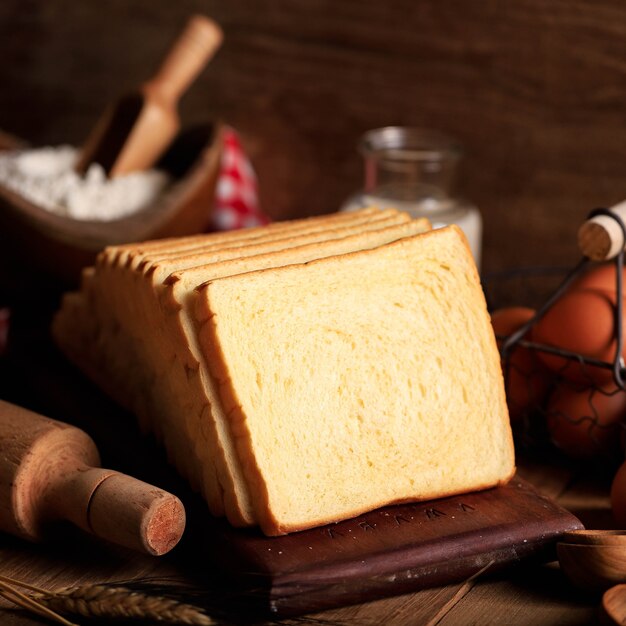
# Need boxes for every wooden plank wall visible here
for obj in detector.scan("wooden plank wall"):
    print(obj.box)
[1,0,626,276]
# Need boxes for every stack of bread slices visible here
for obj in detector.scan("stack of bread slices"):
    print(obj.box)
[53,207,515,536]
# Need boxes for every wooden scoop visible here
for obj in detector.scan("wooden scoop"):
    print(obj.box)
[75,14,222,178]
[0,399,185,556]
[578,200,626,261]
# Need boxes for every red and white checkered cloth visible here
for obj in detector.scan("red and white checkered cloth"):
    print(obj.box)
[211,127,269,231]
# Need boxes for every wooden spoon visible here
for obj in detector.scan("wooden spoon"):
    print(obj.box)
[75,15,222,177]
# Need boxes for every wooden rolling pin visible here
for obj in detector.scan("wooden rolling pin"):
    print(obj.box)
[0,399,185,556]
[76,14,223,177]
[578,200,626,261]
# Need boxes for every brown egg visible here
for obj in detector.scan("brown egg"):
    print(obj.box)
[491,307,551,422]
[611,460,626,525]
[491,307,536,340]
[546,383,626,459]
[572,262,625,294]
[532,288,622,385]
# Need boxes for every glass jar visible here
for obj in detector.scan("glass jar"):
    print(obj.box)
[340,127,482,268]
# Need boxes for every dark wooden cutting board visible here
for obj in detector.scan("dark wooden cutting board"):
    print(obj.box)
[200,477,582,616]
[0,319,583,617]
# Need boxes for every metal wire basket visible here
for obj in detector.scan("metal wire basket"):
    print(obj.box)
[482,208,626,465]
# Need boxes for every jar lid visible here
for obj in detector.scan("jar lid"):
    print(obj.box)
[360,127,462,163]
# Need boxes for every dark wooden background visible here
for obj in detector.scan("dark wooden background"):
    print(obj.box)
[1,0,626,274]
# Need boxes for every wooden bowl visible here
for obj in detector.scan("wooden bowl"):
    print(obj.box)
[558,542,626,591]
[0,124,223,295]
[561,530,626,546]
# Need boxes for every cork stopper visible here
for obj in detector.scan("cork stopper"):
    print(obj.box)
[578,200,626,261]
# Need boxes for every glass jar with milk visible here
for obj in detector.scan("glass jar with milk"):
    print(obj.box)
[340,127,482,268]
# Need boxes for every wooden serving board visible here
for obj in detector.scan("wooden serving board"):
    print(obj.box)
[0,322,583,617]
[198,477,582,616]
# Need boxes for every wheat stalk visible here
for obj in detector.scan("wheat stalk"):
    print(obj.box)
[0,577,78,626]
[36,584,215,624]
[0,575,215,625]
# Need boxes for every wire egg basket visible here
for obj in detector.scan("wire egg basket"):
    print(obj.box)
[483,208,626,465]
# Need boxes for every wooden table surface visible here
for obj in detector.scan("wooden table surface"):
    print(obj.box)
[0,309,619,625]
[0,456,612,626]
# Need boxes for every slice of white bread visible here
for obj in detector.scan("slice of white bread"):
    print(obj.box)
[195,225,515,535]
[154,219,432,526]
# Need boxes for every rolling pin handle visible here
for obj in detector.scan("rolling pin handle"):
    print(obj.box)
[578,201,626,261]
[47,468,185,556]
[86,473,186,556]
[0,399,185,555]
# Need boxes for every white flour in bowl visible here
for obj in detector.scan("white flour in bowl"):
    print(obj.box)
[0,145,171,220]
